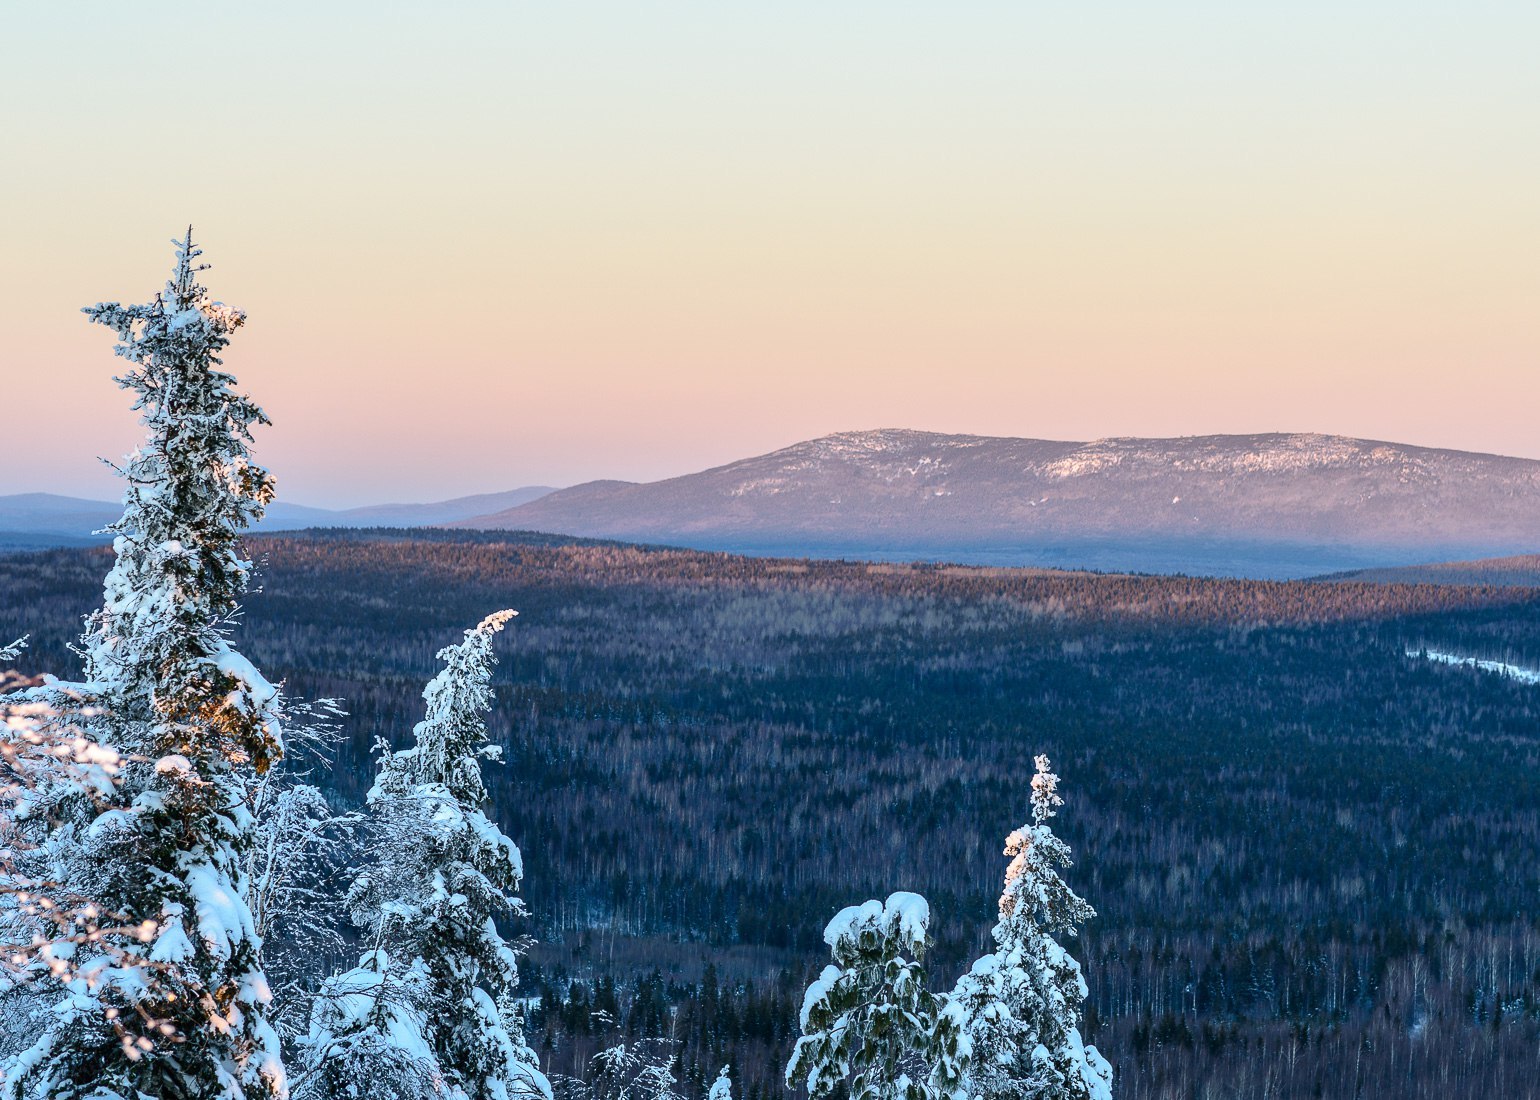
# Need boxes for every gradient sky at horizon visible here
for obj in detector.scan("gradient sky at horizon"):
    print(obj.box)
[4,2,1537,508]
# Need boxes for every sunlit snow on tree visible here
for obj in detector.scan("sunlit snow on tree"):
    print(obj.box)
[950,757,1112,1100]
[0,642,174,1071]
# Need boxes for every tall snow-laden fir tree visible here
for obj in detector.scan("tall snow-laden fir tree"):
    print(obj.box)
[297,611,548,1100]
[950,757,1112,1100]
[787,892,966,1100]
[1,231,287,1100]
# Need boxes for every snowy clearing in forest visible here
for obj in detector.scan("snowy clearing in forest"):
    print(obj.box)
[1409,648,1540,685]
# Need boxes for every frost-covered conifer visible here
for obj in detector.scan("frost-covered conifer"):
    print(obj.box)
[1,231,287,1100]
[293,951,442,1100]
[246,782,352,1042]
[580,1041,682,1100]
[298,611,548,1100]
[950,757,1112,1100]
[788,892,966,1100]
[706,1066,731,1100]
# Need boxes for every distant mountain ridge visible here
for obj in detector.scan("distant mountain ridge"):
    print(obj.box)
[14,431,1540,577]
[0,486,556,547]
[454,430,1540,578]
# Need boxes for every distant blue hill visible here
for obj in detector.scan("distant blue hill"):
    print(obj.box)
[0,486,557,551]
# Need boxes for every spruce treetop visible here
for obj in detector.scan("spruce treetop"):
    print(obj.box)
[397,609,517,806]
[80,228,280,769]
[998,757,1093,939]
[1029,754,1062,825]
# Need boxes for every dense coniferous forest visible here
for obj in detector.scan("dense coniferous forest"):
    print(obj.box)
[4,529,1539,1100]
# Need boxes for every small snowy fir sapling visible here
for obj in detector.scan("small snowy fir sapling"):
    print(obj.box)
[576,1041,684,1100]
[243,691,351,1043]
[298,611,549,1100]
[2,231,287,1100]
[294,949,443,1100]
[949,757,1112,1100]
[246,781,353,1041]
[787,892,967,1100]
[707,1066,732,1100]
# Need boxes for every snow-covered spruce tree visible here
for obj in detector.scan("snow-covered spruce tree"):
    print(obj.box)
[2,231,287,1100]
[297,611,548,1100]
[293,953,441,1100]
[949,757,1111,1100]
[787,892,966,1100]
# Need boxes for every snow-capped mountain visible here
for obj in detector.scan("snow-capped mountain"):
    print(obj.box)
[456,430,1540,577]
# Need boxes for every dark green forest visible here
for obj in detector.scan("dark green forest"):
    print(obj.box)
[4,529,1539,1100]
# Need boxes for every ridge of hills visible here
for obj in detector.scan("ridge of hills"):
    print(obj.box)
[453,430,1540,578]
[12,430,1540,577]
[0,486,556,549]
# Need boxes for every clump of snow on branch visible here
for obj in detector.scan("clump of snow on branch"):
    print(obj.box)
[789,891,966,1100]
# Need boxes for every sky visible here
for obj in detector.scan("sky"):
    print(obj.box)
[3,2,1537,508]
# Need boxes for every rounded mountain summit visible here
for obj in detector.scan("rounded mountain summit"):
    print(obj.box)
[452,430,1540,578]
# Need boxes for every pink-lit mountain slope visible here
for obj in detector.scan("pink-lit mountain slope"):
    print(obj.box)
[455,430,1540,578]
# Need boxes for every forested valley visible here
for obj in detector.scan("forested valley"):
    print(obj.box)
[4,529,1539,1100]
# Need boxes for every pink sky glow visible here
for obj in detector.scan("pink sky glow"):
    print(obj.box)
[5,4,1536,508]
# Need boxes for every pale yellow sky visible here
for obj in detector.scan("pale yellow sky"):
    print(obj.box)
[4,3,1536,507]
